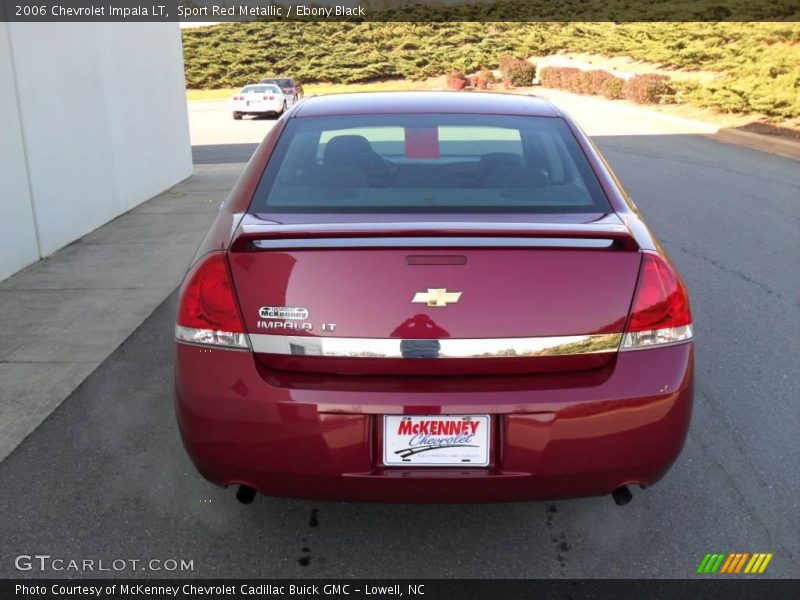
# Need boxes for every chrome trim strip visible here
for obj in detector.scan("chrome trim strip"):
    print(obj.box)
[251,237,615,250]
[249,333,622,358]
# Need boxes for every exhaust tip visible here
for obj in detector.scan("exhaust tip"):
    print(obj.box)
[612,485,633,506]
[236,485,257,504]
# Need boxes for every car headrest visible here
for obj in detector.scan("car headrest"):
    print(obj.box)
[324,135,373,166]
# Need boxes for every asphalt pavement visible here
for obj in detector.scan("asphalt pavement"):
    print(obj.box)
[0,96,798,579]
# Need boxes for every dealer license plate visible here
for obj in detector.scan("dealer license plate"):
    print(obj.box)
[383,415,490,467]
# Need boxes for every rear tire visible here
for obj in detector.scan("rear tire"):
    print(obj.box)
[232,111,242,120]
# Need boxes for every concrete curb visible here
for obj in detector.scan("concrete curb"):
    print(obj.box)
[712,127,800,162]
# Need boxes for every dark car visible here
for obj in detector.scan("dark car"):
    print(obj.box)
[174,92,693,505]
[259,77,303,104]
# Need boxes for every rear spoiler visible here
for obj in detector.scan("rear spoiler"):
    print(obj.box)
[230,216,640,252]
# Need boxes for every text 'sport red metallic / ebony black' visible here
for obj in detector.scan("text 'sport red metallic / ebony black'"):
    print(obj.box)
[174,92,693,502]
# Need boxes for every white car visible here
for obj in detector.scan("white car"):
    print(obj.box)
[230,84,287,120]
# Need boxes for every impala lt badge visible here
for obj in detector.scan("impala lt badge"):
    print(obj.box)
[411,288,462,307]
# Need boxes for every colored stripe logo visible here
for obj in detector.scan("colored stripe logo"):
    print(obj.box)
[697,552,773,574]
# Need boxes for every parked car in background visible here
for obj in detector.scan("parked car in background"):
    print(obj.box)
[230,84,287,120]
[175,92,693,505]
[259,77,304,105]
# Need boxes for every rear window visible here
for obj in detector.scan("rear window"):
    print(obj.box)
[243,85,278,94]
[264,78,293,87]
[250,114,610,214]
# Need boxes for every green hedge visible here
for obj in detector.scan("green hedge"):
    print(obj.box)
[183,22,800,119]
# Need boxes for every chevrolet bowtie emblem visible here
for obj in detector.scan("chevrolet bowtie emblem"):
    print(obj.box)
[411,288,463,307]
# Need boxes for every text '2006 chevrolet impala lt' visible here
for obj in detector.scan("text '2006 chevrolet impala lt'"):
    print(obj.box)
[174,92,693,504]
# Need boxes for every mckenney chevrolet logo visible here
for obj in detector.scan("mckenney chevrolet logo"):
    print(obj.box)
[397,419,479,436]
[696,552,773,574]
[393,418,480,459]
[384,415,490,466]
[411,288,462,307]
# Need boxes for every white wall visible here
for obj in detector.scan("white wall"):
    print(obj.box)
[0,22,192,279]
[0,23,40,279]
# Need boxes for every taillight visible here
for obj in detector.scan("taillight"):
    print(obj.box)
[175,253,248,349]
[621,252,693,350]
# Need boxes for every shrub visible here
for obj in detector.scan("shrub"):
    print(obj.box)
[446,71,467,91]
[502,60,537,87]
[555,67,583,92]
[498,55,516,88]
[498,55,517,73]
[540,66,628,100]
[624,74,674,104]
[573,71,595,94]
[586,70,614,94]
[539,66,561,88]
[600,76,626,99]
[472,67,495,90]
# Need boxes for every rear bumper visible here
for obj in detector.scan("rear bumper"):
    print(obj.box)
[174,342,693,502]
[231,102,283,114]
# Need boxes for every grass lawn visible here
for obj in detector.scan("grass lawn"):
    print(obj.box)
[186,78,444,102]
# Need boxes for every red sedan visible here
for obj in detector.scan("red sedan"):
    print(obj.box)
[174,92,693,504]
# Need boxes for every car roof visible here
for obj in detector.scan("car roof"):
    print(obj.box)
[292,91,560,118]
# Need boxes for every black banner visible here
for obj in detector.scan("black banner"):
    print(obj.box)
[1,0,799,22]
[2,580,799,600]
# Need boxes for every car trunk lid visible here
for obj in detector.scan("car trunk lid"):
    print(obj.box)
[228,216,641,374]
